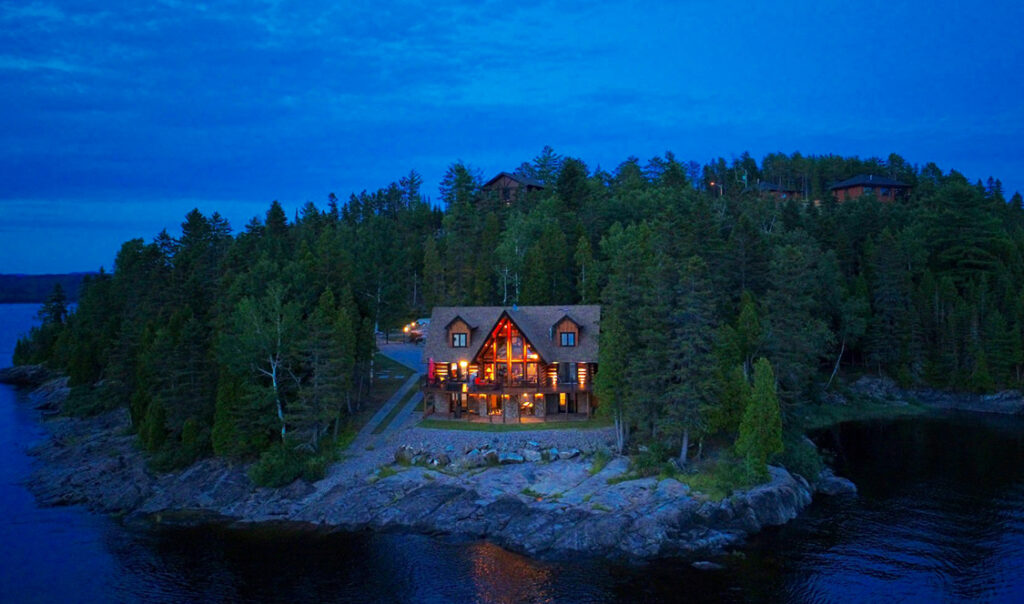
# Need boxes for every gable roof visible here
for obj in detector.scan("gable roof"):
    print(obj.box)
[829,174,910,190]
[481,172,546,190]
[422,305,600,364]
[552,313,582,332]
[444,314,473,330]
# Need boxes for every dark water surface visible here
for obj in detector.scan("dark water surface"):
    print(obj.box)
[3,304,1024,602]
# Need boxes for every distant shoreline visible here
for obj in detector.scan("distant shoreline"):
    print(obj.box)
[0,273,94,304]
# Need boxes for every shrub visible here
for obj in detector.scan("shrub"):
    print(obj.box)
[631,441,671,477]
[248,443,337,487]
[63,383,120,418]
[775,433,823,481]
[248,444,305,487]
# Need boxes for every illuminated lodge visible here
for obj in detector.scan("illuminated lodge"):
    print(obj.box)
[422,306,600,423]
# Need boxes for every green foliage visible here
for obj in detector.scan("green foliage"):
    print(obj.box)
[774,432,824,480]
[708,364,749,434]
[673,457,749,502]
[14,148,1024,480]
[139,400,167,452]
[630,442,672,477]
[735,358,784,482]
[62,384,121,417]
[247,443,337,488]
[589,448,612,475]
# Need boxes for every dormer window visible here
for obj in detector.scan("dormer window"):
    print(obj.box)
[452,333,467,347]
[560,332,576,347]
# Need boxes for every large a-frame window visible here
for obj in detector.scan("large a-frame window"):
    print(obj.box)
[476,316,541,385]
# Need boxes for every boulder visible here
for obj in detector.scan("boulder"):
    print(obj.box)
[459,450,487,469]
[816,469,857,496]
[522,449,542,462]
[558,448,581,460]
[483,449,500,465]
[429,453,451,467]
[394,445,415,465]
[498,452,525,464]
[692,560,725,571]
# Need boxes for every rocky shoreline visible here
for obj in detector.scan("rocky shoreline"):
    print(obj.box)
[3,367,855,561]
[850,375,1024,416]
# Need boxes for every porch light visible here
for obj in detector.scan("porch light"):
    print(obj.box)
[459,360,468,371]
[403,325,410,333]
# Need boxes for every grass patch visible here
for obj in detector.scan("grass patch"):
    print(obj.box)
[373,354,410,381]
[418,416,612,432]
[672,458,751,502]
[376,465,399,480]
[588,448,611,475]
[605,473,637,485]
[521,487,544,499]
[371,385,419,435]
[590,502,611,512]
[345,354,414,433]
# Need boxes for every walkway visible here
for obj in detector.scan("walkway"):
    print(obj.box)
[313,343,426,488]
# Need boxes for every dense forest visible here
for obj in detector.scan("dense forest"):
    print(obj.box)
[14,147,1024,484]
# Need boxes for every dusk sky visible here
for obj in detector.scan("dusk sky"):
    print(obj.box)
[2,0,1022,273]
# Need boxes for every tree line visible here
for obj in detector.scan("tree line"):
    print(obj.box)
[15,147,1024,482]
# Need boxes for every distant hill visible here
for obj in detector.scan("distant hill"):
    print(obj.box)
[0,273,95,303]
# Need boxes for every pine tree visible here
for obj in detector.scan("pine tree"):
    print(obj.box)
[735,358,783,482]
[39,283,68,325]
[594,309,630,453]
[574,235,599,304]
[663,256,717,465]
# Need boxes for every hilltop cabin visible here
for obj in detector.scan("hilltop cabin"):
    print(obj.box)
[481,172,545,206]
[758,181,803,201]
[830,174,911,202]
[422,305,600,423]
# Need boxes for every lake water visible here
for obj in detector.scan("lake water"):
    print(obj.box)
[2,303,1024,602]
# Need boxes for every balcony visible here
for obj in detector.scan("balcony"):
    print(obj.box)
[422,376,590,395]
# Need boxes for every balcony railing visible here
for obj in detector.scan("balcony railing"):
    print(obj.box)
[423,376,589,394]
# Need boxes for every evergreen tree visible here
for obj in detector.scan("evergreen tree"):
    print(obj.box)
[735,358,783,481]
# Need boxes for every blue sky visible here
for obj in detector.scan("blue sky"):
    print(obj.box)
[2,0,1022,273]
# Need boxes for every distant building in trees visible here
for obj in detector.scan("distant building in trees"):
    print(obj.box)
[480,172,545,206]
[422,305,599,423]
[829,174,911,202]
[757,181,803,201]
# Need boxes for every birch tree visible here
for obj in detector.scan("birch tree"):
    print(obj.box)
[223,282,300,442]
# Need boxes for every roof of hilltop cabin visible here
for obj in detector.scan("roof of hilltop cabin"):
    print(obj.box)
[422,305,600,365]
[481,172,546,190]
[758,181,801,193]
[829,174,910,190]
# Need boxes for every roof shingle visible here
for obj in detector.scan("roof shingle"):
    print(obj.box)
[422,305,600,364]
